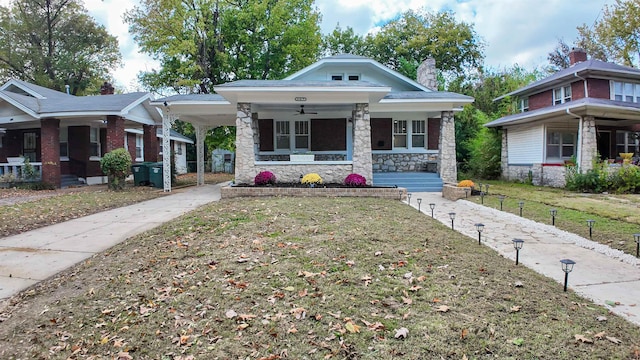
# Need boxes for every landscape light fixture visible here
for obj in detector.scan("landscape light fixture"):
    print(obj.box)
[399,190,403,201]
[512,239,524,265]
[429,203,436,218]
[484,184,490,194]
[586,220,595,239]
[475,223,485,245]
[550,208,557,226]
[417,198,422,212]
[518,201,525,217]
[480,191,485,204]
[464,188,469,198]
[407,193,412,205]
[498,195,505,211]
[448,212,456,230]
[560,259,576,292]
[635,233,640,257]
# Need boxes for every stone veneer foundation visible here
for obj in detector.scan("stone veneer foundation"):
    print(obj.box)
[221,185,407,199]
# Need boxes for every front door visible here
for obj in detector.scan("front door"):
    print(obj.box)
[23,131,37,162]
[597,130,611,160]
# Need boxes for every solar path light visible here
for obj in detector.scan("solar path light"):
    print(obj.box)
[586,219,595,239]
[498,195,505,211]
[518,201,524,217]
[417,198,422,212]
[448,212,456,230]
[560,259,576,292]
[512,239,524,265]
[475,223,485,245]
[429,203,436,218]
[550,208,557,226]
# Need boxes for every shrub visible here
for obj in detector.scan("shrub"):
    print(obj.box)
[22,157,37,181]
[457,179,474,188]
[301,173,323,185]
[254,171,276,185]
[344,173,367,187]
[100,148,132,190]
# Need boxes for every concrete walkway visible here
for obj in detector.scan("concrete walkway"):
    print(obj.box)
[409,192,640,327]
[0,184,222,301]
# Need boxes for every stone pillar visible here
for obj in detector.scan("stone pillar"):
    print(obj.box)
[501,129,508,179]
[438,111,457,183]
[143,124,159,162]
[41,118,61,188]
[352,103,373,184]
[162,112,176,192]
[235,102,255,184]
[106,115,125,152]
[579,116,597,171]
[195,124,208,186]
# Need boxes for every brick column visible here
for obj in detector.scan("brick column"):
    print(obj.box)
[41,118,61,188]
[143,124,159,162]
[106,115,125,152]
[352,103,373,183]
[438,111,457,183]
[234,102,255,184]
[579,116,597,171]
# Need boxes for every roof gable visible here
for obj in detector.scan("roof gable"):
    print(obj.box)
[0,79,70,99]
[285,54,431,92]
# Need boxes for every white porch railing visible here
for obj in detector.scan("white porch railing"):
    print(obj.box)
[0,162,43,181]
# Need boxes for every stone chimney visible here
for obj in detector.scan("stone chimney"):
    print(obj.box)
[417,58,438,91]
[569,47,587,65]
[100,81,115,95]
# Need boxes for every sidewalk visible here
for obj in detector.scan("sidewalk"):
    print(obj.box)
[0,184,222,301]
[410,192,640,327]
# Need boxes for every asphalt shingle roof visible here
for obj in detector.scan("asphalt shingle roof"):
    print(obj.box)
[216,80,388,88]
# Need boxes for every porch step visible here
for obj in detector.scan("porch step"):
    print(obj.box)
[372,172,443,192]
[61,174,85,188]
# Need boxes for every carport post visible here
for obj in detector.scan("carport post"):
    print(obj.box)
[162,110,177,192]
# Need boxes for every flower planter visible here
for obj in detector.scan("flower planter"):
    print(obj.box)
[290,154,314,162]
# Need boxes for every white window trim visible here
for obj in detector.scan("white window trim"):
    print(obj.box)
[553,86,572,105]
[59,127,69,161]
[274,119,311,152]
[89,127,101,160]
[611,80,640,102]
[545,129,576,161]
[520,98,529,112]
[135,134,144,162]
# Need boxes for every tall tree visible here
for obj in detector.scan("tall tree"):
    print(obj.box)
[322,25,365,57]
[0,0,120,95]
[125,0,322,94]
[362,9,484,78]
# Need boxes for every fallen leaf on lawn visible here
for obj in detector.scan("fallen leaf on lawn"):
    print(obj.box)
[394,327,409,339]
[594,331,606,339]
[283,286,295,292]
[402,296,412,305]
[365,321,385,331]
[345,321,360,333]
[237,323,249,330]
[436,305,450,313]
[299,271,320,278]
[575,334,593,343]
[225,309,238,319]
[403,310,411,320]
[514,281,524,287]
[606,336,622,344]
[512,338,524,346]
[432,297,441,303]
[287,326,298,334]
[179,335,190,345]
[510,306,521,313]
[117,352,133,360]
[409,285,422,292]
[596,316,608,322]
[238,314,256,321]
[461,328,469,339]
[298,288,308,297]
[291,307,307,319]
[416,275,427,282]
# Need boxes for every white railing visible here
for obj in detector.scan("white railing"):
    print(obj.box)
[0,162,43,181]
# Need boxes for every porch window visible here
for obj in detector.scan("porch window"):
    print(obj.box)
[411,120,425,147]
[275,121,290,150]
[616,131,639,154]
[553,86,571,105]
[393,120,407,148]
[90,127,101,158]
[59,127,68,158]
[135,134,143,160]
[294,120,309,149]
[546,131,576,160]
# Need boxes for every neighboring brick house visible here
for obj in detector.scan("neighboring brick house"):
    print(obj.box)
[0,79,191,187]
[486,48,640,187]
[152,54,473,191]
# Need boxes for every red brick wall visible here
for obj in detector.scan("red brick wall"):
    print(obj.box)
[41,118,61,187]
[106,115,124,153]
[528,89,552,110]
[143,125,159,162]
[572,80,585,100]
[588,78,611,99]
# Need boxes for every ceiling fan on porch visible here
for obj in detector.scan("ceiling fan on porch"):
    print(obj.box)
[294,105,317,115]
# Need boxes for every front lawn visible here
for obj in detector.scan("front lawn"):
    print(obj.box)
[0,197,638,359]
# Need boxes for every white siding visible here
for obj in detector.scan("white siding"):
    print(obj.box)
[506,125,544,164]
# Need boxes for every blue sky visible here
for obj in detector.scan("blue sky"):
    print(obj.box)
[1,0,613,91]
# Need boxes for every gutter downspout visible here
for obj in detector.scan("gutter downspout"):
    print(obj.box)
[566,107,583,169]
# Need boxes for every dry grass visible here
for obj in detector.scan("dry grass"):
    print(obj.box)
[1,197,638,359]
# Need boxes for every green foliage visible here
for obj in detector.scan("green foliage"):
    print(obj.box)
[0,0,121,94]
[564,161,640,194]
[463,112,502,180]
[609,165,640,193]
[21,157,36,181]
[16,182,55,190]
[322,25,365,56]
[100,148,132,190]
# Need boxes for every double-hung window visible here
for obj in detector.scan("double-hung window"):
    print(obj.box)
[59,127,68,158]
[275,121,290,150]
[616,131,638,154]
[275,120,310,151]
[393,120,407,148]
[553,86,571,105]
[90,127,101,157]
[412,120,426,147]
[546,131,576,160]
[294,120,309,149]
[135,134,143,160]
[520,98,529,112]
[612,81,640,102]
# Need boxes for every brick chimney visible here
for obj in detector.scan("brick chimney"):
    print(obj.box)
[569,48,587,65]
[100,81,114,95]
[417,58,438,91]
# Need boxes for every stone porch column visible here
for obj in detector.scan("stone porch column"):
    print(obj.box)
[501,129,508,178]
[106,115,125,152]
[579,116,597,171]
[143,124,159,162]
[235,102,254,184]
[41,118,61,188]
[195,124,208,186]
[352,103,373,183]
[438,111,457,183]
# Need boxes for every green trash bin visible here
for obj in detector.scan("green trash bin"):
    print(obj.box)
[131,162,151,186]
[149,163,164,188]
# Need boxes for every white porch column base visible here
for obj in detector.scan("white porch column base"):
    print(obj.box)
[438,111,457,183]
[195,124,208,186]
[162,111,177,192]
[579,116,597,172]
[352,103,373,183]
